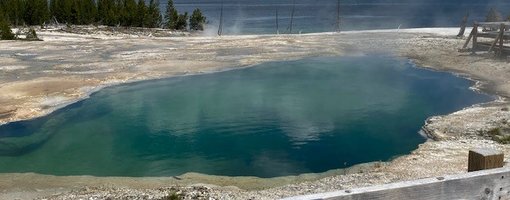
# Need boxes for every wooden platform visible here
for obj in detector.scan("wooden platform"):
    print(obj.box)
[461,22,510,56]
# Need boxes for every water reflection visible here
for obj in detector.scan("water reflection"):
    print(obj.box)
[0,56,492,177]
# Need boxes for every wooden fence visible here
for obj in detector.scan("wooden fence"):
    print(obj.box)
[462,22,510,56]
[284,167,510,200]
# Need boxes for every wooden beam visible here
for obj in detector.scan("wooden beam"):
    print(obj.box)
[468,148,504,172]
[472,23,478,54]
[472,42,510,53]
[462,26,476,49]
[287,167,510,200]
[488,33,502,53]
[499,24,505,56]
[478,22,510,30]
[477,32,510,39]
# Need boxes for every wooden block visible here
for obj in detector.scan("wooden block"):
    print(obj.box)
[468,148,504,172]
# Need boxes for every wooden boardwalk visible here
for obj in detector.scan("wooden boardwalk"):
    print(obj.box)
[462,22,510,56]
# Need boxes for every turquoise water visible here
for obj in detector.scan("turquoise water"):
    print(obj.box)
[0,56,492,177]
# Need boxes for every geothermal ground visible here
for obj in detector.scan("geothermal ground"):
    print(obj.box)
[0,27,509,199]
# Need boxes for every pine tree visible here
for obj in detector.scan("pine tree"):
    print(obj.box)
[55,0,64,22]
[145,0,161,28]
[121,0,137,26]
[80,0,97,25]
[40,0,51,24]
[486,8,503,22]
[102,0,118,26]
[3,0,24,26]
[0,0,204,29]
[59,0,73,24]
[175,12,188,30]
[0,1,6,24]
[189,8,206,31]
[111,0,119,24]
[50,0,58,21]
[0,17,15,40]
[24,0,50,25]
[164,0,178,29]
[118,0,127,26]
[70,0,81,24]
[135,0,146,27]
[97,0,106,24]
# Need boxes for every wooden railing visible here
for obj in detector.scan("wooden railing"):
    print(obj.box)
[462,22,510,56]
[285,149,506,200]
[284,167,510,200]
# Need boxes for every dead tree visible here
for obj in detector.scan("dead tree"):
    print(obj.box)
[276,8,279,34]
[288,0,295,34]
[457,12,469,37]
[336,0,341,32]
[218,1,224,36]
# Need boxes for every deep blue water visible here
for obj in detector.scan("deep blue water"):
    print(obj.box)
[0,56,493,177]
[164,0,510,34]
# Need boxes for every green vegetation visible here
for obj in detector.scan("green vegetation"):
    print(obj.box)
[0,0,48,26]
[0,18,15,40]
[175,12,188,31]
[164,0,178,29]
[485,8,503,22]
[190,8,206,31]
[487,127,510,144]
[161,191,182,200]
[135,0,147,27]
[25,28,40,40]
[0,0,206,31]
[24,0,50,25]
[0,8,15,40]
[145,0,162,28]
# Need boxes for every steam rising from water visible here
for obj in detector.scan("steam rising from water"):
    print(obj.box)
[159,0,510,35]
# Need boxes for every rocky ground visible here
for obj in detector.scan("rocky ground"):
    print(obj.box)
[0,27,510,199]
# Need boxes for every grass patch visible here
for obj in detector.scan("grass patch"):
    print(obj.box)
[161,191,182,200]
[487,127,510,144]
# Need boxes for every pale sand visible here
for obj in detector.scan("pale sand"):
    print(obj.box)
[0,28,510,199]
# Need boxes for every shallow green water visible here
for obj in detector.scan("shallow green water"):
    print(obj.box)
[0,56,492,177]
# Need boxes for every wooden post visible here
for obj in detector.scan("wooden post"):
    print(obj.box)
[468,148,504,172]
[489,24,505,55]
[472,23,478,54]
[462,27,476,49]
[488,31,502,53]
[499,23,505,56]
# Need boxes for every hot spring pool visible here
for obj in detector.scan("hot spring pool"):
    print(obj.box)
[0,56,492,177]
